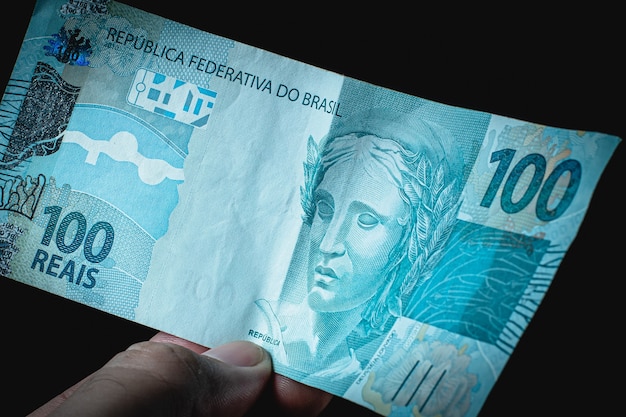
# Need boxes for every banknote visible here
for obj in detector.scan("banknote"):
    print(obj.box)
[0,1,621,416]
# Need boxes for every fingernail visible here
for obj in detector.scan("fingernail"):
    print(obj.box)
[203,341,267,367]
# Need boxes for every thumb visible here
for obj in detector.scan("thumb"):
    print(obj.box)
[35,340,272,417]
[199,341,274,415]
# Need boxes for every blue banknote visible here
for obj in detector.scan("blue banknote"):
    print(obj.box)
[0,1,621,416]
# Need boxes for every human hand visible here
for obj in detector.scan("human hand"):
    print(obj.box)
[28,331,333,417]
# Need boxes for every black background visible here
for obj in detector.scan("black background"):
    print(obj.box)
[2,1,623,416]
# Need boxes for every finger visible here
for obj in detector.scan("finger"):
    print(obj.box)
[272,374,333,417]
[29,332,202,417]
[32,340,271,417]
[245,372,333,417]
[150,331,209,354]
[152,332,333,416]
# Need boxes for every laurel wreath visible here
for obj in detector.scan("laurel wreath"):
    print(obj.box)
[402,154,462,295]
[300,135,320,226]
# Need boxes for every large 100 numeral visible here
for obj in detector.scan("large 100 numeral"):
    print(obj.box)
[41,206,114,263]
[480,148,581,221]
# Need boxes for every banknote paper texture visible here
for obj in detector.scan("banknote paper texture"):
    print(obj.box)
[0,1,620,416]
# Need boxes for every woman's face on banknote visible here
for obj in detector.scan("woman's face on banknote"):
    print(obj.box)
[307,136,407,313]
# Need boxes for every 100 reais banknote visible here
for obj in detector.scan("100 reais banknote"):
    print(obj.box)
[0,1,621,416]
